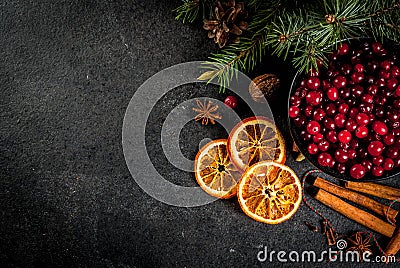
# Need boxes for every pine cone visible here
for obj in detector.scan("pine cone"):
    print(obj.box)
[203,0,248,48]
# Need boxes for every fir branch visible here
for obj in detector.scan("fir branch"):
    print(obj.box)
[174,0,213,23]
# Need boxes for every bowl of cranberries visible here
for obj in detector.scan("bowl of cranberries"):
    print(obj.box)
[288,40,400,181]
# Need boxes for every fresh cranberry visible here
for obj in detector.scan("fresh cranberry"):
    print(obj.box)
[367,61,379,72]
[355,113,369,126]
[334,114,347,128]
[306,91,322,106]
[386,147,399,159]
[391,66,400,77]
[374,95,387,106]
[383,133,395,145]
[308,143,319,155]
[341,64,352,75]
[348,149,357,159]
[380,60,392,71]
[290,95,302,106]
[324,117,336,130]
[349,108,359,118]
[358,147,369,159]
[326,103,337,116]
[387,78,398,90]
[378,70,390,79]
[372,165,384,177]
[336,163,347,174]
[361,94,373,104]
[326,87,339,101]
[359,103,374,113]
[383,158,395,171]
[307,121,321,135]
[396,86,400,97]
[375,77,386,87]
[307,77,321,90]
[318,140,330,152]
[372,42,383,53]
[367,85,378,95]
[338,43,350,55]
[318,153,334,167]
[338,130,352,143]
[339,87,351,99]
[333,76,347,89]
[345,118,357,132]
[289,106,300,118]
[293,115,306,127]
[335,149,349,163]
[300,130,312,141]
[375,106,385,118]
[313,133,324,143]
[368,141,384,156]
[305,105,313,117]
[372,121,388,135]
[351,85,364,97]
[372,155,384,166]
[351,72,364,83]
[354,63,364,73]
[361,159,373,172]
[387,109,399,122]
[326,130,338,143]
[355,126,369,138]
[350,164,366,179]
[313,108,326,121]
[322,80,332,89]
[338,103,349,114]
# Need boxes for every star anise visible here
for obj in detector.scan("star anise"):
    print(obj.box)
[192,99,222,125]
[346,232,373,261]
[203,0,248,48]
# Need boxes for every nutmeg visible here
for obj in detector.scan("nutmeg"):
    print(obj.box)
[248,74,280,103]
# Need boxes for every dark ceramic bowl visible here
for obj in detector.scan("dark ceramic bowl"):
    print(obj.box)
[288,38,400,181]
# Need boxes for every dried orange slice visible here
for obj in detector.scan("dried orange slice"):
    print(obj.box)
[194,139,242,198]
[227,116,286,171]
[237,161,302,224]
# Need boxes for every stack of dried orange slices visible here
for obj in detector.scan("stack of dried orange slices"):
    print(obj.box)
[194,116,302,224]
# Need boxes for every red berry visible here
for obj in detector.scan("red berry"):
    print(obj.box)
[351,72,364,83]
[383,133,395,145]
[289,106,300,118]
[350,164,366,179]
[313,108,326,121]
[335,149,349,163]
[361,94,373,104]
[372,42,383,54]
[355,126,369,138]
[318,140,330,152]
[387,78,398,90]
[372,156,384,166]
[318,153,334,167]
[334,114,346,128]
[380,60,392,71]
[333,75,347,89]
[355,113,369,126]
[361,159,373,172]
[354,63,364,73]
[383,158,394,171]
[338,130,352,143]
[307,77,321,90]
[345,119,357,132]
[308,143,319,155]
[313,133,324,143]
[348,149,357,159]
[307,121,321,135]
[224,95,238,108]
[306,91,322,106]
[372,121,388,135]
[326,87,339,101]
[338,43,350,55]
[338,103,349,114]
[391,66,400,77]
[326,130,338,143]
[372,165,384,177]
[368,141,384,156]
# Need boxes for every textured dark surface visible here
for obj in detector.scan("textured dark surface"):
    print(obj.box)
[1,1,399,267]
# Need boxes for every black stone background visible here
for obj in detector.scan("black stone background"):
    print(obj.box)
[1,0,399,267]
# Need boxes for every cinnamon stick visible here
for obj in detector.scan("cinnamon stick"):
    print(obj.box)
[385,228,400,257]
[312,188,396,237]
[313,177,398,223]
[345,181,400,201]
